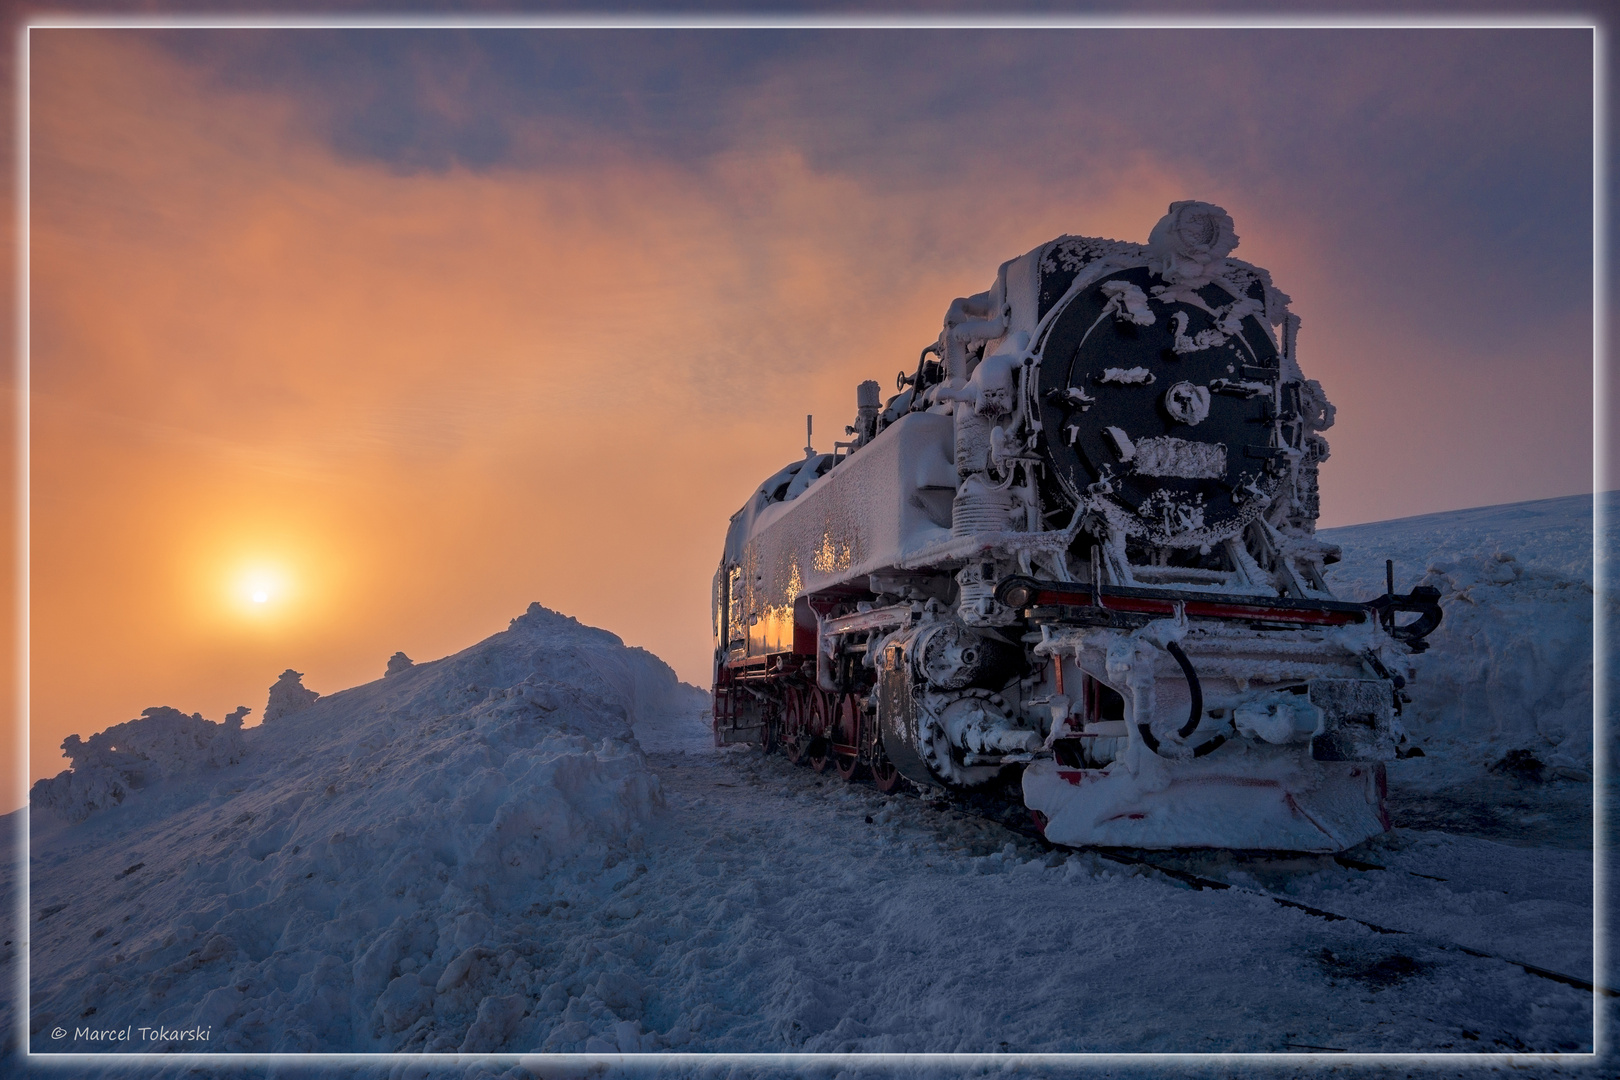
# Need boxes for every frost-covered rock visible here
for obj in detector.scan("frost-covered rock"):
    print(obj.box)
[386,651,414,676]
[263,668,320,722]
[30,705,251,822]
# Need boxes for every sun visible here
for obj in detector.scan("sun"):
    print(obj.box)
[232,564,293,616]
[184,526,338,632]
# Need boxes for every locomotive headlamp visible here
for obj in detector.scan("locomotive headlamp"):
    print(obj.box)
[999,581,1036,609]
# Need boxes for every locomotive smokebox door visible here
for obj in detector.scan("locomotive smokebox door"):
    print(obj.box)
[877,643,934,786]
[1036,265,1282,546]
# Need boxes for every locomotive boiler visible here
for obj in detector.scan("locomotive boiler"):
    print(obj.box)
[711,202,1440,852]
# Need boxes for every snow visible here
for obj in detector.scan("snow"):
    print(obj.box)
[1099,279,1155,326]
[1098,366,1155,385]
[30,707,249,824]
[18,603,702,1058]
[1130,435,1226,479]
[263,669,320,724]
[1,495,1608,1071]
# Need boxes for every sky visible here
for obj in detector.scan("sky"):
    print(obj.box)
[7,20,1599,812]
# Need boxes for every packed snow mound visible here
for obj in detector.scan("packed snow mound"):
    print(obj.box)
[31,705,249,823]
[27,602,695,1053]
[1322,493,1604,777]
[500,602,710,723]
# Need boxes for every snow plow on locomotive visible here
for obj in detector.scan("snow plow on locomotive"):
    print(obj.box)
[711,202,1441,853]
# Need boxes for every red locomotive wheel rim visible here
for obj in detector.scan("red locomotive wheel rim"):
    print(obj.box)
[808,689,832,738]
[870,758,902,793]
[781,689,809,764]
[761,713,778,756]
[808,737,832,773]
[834,693,862,781]
[804,690,834,771]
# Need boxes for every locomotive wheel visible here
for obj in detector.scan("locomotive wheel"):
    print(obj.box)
[760,709,779,756]
[806,691,834,773]
[808,738,832,773]
[833,694,862,782]
[854,692,901,791]
[781,688,809,765]
[870,757,902,793]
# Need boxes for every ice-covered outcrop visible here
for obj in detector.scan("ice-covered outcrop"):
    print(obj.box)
[28,602,697,1054]
[30,705,250,823]
[385,650,414,676]
[262,668,320,723]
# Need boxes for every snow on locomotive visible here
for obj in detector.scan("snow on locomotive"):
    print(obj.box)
[711,202,1440,852]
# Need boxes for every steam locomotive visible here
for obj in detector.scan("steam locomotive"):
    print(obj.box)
[711,202,1440,852]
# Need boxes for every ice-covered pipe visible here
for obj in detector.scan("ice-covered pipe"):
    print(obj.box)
[816,611,840,693]
[1166,641,1203,740]
[940,291,1003,383]
[943,703,1042,755]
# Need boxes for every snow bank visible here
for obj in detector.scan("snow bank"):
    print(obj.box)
[27,603,700,1054]
[1322,493,1605,777]
[1404,552,1598,776]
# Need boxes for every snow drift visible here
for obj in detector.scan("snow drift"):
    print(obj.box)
[27,603,704,1054]
[1322,492,1606,778]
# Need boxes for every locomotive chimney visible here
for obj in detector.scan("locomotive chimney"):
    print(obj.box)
[853,380,881,446]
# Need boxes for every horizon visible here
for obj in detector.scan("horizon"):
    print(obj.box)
[11,25,1597,814]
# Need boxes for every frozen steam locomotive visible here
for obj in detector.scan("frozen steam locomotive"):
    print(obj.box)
[711,202,1440,852]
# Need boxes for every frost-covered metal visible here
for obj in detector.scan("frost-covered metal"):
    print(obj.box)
[711,202,1440,852]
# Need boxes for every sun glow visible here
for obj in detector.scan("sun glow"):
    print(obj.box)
[178,517,349,637]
